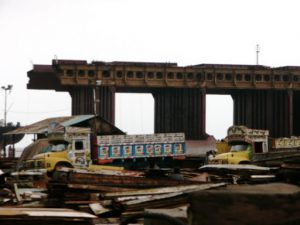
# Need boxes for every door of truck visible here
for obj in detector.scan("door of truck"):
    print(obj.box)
[254,142,263,153]
[72,136,90,167]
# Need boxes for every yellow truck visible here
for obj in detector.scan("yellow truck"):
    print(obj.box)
[22,127,93,172]
[21,127,186,173]
[210,125,300,166]
[209,125,269,165]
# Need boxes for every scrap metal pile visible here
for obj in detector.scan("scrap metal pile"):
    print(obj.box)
[0,166,226,224]
[1,161,300,224]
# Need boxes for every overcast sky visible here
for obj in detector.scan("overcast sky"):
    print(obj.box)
[1,0,300,148]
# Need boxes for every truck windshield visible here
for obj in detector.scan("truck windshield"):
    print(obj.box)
[230,144,248,152]
[50,144,67,152]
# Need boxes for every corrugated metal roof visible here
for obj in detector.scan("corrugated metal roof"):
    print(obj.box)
[5,116,73,134]
[4,115,124,135]
[60,115,94,127]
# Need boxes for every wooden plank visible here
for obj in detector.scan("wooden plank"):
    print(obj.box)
[102,183,226,198]
[89,203,111,215]
[0,207,96,218]
[67,183,135,192]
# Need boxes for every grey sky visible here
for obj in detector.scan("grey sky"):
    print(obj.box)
[1,0,300,147]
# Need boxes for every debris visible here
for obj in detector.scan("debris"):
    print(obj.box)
[198,164,278,184]
[280,159,300,184]
[89,203,111,215]
[13,183,21,202]
[0,207,97,224]
[101,183,226,198]
[0,188,13,205]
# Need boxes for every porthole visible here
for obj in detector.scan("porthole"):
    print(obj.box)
[236,74,242,81]
[274,75,281,81]
[167,72,174,79]
[127,71,134,78]
[147,72,154,79]
[88,70,95,77]
[255,74,262,81]
[283,75,290,82]
[66,70,74,76]
[225,73,232,81]
[245,74,251,81]
[78,70,85,77]
[187,72,194,79]
[264,75,270,81]
[293,76,299,82]
[156,72,163,79]
[116,71,123,78]
[217,73,223,80]
[136,71,144,79]
[207,73,213,80]
[176,72,183,79]
[196,73,204,81]
[103,70,111,78]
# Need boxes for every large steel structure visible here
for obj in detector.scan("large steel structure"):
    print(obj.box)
[27,59,300,139]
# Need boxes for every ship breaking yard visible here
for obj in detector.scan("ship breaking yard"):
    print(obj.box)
[1,60,300,225]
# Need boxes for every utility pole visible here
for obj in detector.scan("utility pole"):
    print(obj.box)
[256,44,260,65]
[92,80,101,134]
[1,85,13,126]
[93,80,102,116]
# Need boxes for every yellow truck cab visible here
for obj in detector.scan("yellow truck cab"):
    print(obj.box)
[22,125,187,172]
[209,126,269,164]
[24,127,91,172]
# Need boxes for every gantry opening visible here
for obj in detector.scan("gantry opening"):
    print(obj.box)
[115,93,233,139]
[206,94,233,140]
[115,93,154,134]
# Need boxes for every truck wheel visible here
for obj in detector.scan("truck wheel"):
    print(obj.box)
[239,161,250,165]
[51,162,73,180]
[54,162,73,171]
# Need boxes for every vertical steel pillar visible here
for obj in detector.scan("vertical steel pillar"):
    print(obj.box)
[232,90,292,137]
[152,88,207,140]
[68,86,115,124]
[293,91,300,136]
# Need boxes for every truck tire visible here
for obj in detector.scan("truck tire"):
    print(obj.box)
[54,162,73,171]
[51,162,73,180]
[239,161,250,164]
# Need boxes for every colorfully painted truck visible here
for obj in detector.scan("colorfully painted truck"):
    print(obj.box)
[209,125,300,166]
[22,127,186,172]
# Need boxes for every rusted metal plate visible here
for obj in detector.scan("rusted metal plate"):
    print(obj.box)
[188,183,300,225]
[0,207,94,217]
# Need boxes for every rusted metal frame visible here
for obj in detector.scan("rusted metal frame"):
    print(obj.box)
[200,88,206,138]
[198,69,206,88]
[66,172,197,188]
[288,90,293,137]
[251,68,257,88]
[56,63,300,90]
[233,69,238,88]
[143,65,148,87]
[213,67,217,87]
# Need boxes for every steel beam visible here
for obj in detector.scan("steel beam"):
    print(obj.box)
[68,86,115,124]
[152,88,206,140]
[232,90,292,137]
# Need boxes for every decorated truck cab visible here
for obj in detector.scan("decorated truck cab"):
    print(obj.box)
[210,125,269,165]
[210,125,300,166]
